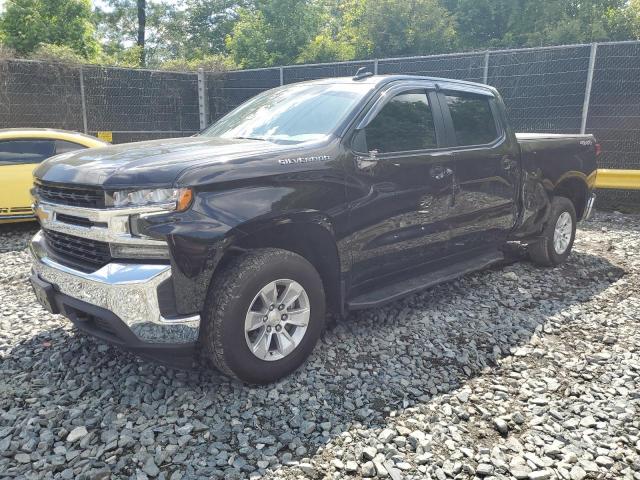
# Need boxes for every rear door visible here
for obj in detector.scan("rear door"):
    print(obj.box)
[438,88,520,253]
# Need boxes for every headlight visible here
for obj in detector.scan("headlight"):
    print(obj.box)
[110,188,193,211]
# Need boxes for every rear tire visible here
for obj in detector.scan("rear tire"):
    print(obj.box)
[201,248,325,384]
[528,196,576,267]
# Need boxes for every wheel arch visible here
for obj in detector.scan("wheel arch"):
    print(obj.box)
[217,213,344,316]
[552,175,590,221]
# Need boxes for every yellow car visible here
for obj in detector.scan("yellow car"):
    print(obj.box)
[0,129,107,223]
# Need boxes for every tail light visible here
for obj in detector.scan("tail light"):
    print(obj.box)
[595,143,602,156]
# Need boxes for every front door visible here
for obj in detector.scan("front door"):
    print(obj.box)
[343,86,457,289]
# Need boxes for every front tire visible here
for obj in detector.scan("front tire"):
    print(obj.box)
[528,196,577,267]
[201,248,325,384]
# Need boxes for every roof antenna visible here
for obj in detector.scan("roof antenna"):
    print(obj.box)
[353,67,374,81]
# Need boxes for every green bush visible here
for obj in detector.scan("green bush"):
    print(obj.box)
[29,44,86,64]
[158,54,236,72]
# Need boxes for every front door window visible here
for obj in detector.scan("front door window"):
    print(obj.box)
[364,91,437,153]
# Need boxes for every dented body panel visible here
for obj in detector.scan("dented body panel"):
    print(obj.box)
[514,133,597,239]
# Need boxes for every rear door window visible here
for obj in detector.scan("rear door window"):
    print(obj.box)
[364,91,437,153]
[445,93,498,146]
[0,139,56,165]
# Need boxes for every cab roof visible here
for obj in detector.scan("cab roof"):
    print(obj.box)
[295,74,498,96]
[299,74,490,89]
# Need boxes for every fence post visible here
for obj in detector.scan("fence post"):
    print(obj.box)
[198,68,209,131]
[374,59,379,75]
[79,66,88,134]
[581,43,598,134]
[483,51,490,84]
[279,67,284,86]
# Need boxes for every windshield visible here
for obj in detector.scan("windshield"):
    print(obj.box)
[202,83,370,144]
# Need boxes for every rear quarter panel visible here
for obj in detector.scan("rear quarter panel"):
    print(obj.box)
[515,133,597,237]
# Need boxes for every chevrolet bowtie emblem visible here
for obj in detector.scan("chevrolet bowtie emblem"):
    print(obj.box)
[34,204,51,223]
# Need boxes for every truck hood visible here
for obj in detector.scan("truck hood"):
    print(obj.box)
[34,136,295,188]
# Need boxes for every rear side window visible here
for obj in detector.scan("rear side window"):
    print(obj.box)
[445,93,498,146]
[55,140,86,155]
[365,91,437,153]
[0,139,56,165]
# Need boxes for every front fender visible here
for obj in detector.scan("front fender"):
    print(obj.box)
[141,179,347,315]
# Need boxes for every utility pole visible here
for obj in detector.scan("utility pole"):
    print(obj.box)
[137,0,146,66]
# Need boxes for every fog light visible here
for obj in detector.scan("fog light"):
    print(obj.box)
[110,244,170,260]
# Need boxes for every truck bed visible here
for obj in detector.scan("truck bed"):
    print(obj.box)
[515,131,596,156]
[515,132,594,141]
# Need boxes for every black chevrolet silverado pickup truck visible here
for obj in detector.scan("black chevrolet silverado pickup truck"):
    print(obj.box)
[29,73,598,383]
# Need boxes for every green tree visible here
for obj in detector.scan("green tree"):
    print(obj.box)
[516,0,626,45]
[356,0,458,58]
[174,0,247,58]
[225,8,273,67]
[452,0,639,49]
[226,0,323,68]
[0,0,100,59]
[604,2,638,40]
[297,33,355,63]
[97,0,177,66]
[297,0,360,62]
[448,0,516,48]
[299,0,458,62]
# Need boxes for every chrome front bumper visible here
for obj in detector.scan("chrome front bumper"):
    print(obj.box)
[30,230,200,344]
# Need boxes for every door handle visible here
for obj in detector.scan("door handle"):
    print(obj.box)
[430,165,453,180]
[502,157,517,170]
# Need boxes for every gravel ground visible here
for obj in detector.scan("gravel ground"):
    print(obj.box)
[0,212,638,480]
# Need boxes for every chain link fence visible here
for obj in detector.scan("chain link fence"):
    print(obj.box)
[82,66,200,144]
[0,61,200,144]
[488,45,592,134]
[1,41,639,209]
[0,60,84,132]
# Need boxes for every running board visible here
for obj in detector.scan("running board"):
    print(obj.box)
[347,251,504,310]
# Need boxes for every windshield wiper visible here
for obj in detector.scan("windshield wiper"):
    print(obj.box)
[232,136,265,141]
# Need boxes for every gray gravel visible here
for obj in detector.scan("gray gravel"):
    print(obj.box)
[0,212,638,480]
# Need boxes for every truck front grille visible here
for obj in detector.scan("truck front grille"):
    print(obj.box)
[36,182,105,209]
[43,229,112,272]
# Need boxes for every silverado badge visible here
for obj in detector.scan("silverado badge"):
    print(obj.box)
[278,155,331,165]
